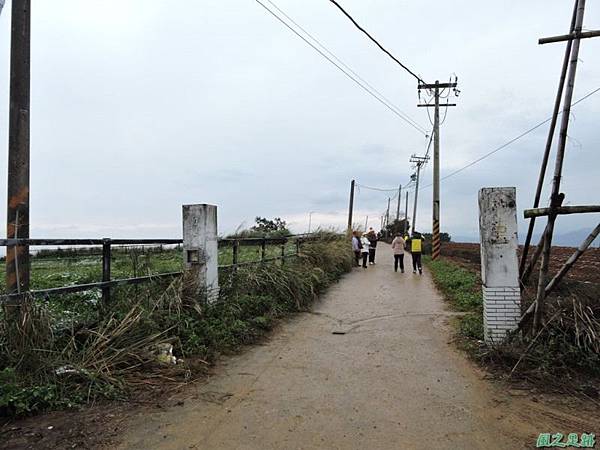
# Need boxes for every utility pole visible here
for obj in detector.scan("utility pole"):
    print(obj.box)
[347,179,355,233]
[364,215,368,231]
[409,154,429,237]
[385,197,391,237]
[396,185,402,221]
[418,80,457,260]
[404,191,409,235]
[6,0,31,296]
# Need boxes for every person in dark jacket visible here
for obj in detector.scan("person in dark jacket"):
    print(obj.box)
[366,227,378,265]
[410,231,423,275]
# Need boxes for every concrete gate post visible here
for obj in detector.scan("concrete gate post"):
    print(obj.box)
[478,188,521,344]
[183,204,219,302]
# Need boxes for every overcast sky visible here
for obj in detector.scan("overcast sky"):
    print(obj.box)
[0,0,598,241]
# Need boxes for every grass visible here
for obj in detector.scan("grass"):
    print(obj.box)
[0,233,353,417]
[424,256,483,343]
[425,255,600,393]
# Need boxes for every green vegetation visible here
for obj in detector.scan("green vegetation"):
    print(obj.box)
[424,256,483,342]
[0,243,296,294]
[0,233,353,417]
[426,255,600,390]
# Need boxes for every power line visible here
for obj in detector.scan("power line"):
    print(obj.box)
[327,0,425,84]
[419,85,600,189]
[423,132,434,159]
[255,0,429,136]
[356,183,399,192]
[263,0,429,135]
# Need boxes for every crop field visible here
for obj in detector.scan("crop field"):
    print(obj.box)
[0,242,298,294]
[440,242,600,284]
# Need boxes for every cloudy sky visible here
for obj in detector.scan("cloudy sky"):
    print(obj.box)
[0,0,598,242]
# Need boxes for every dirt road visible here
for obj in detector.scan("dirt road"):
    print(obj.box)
[118,244,596,449]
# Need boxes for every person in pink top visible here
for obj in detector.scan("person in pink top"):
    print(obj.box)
[391,233,406,273]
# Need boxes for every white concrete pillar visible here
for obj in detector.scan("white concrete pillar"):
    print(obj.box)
[183,204,219,302]
[478,187,521,344]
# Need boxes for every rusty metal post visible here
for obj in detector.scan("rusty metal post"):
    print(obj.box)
[261,239,266,262]
[281,243,286,265]
[6,0,31,297]
[101,239,111,304]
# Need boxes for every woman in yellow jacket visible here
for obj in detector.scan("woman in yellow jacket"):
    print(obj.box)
[410,232,423,275]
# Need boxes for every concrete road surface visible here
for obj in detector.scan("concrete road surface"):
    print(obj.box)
[118,244,594,450]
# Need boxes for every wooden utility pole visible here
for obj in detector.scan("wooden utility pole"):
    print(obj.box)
[533,0,587,332]
[347,179,355,233]
[6,0,31,296]
[418,81,457,260]
[396,185,402,221]
[409,154,428,236]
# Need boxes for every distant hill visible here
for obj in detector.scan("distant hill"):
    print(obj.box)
[450,228,599,248]
[538,228,599,248]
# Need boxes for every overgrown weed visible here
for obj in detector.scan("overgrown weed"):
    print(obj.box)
[0,235,352,417]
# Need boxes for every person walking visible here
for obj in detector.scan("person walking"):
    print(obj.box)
[366,227,378,265]
[391,233,405,273]
[410,231,423,275]
[360,233,370,269]
[351,231,362,267]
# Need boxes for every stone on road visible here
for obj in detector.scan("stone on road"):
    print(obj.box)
[118,244,574,449]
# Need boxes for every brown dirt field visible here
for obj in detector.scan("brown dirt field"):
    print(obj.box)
[441,242,600,285]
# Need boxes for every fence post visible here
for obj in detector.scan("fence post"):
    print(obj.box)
[261,239,266,263]
[183,204,219,302]
[478,188,521,345]
[232,240,239,272]
[101,238,111,304]
[281,242,286,265]
[296,238,300,257]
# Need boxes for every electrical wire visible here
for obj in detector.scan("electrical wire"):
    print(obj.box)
[418,85,600,190]
[356,183,399,192]
[424,132,434,159]
[327,0,426,85]
[439,99,450,126]
[263,0,428,135]
[255,0,429,136]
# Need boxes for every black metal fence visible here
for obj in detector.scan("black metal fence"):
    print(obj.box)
[0,234,314,302]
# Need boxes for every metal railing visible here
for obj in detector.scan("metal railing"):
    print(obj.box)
[0,234,316,302]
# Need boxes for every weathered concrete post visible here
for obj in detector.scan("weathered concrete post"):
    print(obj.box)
[183,204,219,302]
[478,188,521,344]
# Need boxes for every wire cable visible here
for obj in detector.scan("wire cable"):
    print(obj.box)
[327,0,426,84]
[356,183,399,192]
[263,0,428,135]
[255,0,429,136]
[423,132,434,159]
[418,86,600,189]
